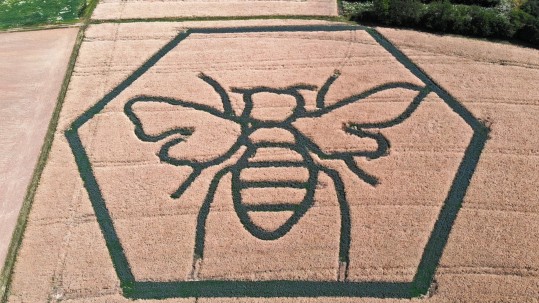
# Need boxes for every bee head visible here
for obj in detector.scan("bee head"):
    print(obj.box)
[232,85,317,124]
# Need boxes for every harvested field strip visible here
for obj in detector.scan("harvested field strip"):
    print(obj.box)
[0,28,85,301]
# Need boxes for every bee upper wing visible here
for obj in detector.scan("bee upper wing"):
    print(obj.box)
[294,84,428,158]
[124,97,242,166]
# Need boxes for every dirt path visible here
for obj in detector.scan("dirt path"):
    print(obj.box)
[0,27,79,268]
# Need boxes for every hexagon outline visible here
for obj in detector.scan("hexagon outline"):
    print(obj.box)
[65,25,489,299]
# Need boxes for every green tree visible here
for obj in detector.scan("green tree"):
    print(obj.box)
[522,0,539,17]
[388,0,425,25]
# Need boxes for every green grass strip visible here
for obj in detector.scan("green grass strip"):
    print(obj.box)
[0,0,99,31]
[90,14,350,25]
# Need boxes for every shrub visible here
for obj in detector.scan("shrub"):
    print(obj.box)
[511,6,539,44]
[371,0,426,24]
[422,1,456,32]
[420,0,501,7]
[388,0,425,25]
[451,5,475,32]
[521,0,539,17]
[343,1,378,22]
[373,0,390,21]
[467,6,513,37]
[516,19,539,44]
[342,0,539,47]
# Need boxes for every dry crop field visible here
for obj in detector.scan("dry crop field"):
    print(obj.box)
[3,19,539,303]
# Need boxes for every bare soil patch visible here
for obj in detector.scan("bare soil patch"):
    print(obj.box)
[5,21,538,302]
[0,27,78,268]
[91,0,339,20]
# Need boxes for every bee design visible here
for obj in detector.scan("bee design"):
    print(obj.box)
[124,71,428,279]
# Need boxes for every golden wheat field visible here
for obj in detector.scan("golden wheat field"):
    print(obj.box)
[4,20,539,303]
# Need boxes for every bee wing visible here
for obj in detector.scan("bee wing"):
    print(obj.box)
[124,96,242,167]
[294,83,429,159]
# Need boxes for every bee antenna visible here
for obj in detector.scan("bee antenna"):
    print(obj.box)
[316,70,341,109]
[198,73,234,117]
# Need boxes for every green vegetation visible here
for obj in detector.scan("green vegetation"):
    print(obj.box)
[343,0,539,47]
[421,0,501,7]
[0,0,90,29]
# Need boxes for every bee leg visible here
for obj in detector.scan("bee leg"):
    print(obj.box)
[198,73,234,117]
[189,166,231,280]
[316,70,341,109]
[343,156,379,187]
[170,167,202,199]
[317,165,351,282]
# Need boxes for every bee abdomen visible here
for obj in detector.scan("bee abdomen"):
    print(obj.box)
[234,165,312,239]
[239,165,310,208]
[232,140,316,240]
[240,166,309,205]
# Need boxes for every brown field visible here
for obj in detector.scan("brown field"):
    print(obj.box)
[4,21,539,303]
[0,27,79,268]
[91,0,339,20]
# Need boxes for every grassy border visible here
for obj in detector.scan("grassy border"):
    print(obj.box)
[0,23,81,33]
[0,26,85,303]
[81,0,100,21]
